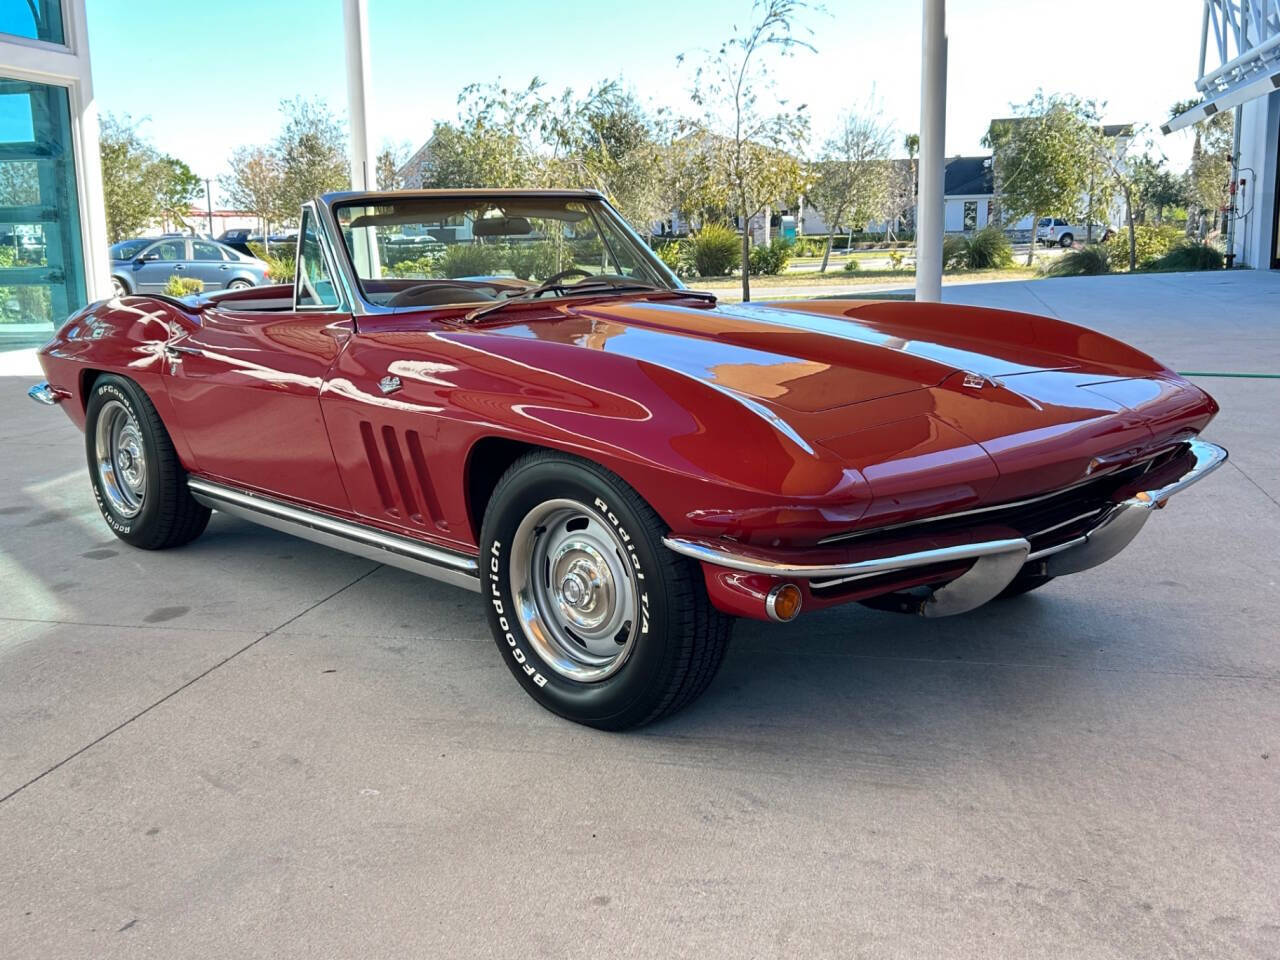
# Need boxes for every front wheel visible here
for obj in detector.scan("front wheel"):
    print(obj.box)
[84,375,210,549]
[1059,233,1074,248]
[480,451,732,730]
[111,276,129,297]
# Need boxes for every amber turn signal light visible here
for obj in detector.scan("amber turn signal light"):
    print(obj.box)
[765,583,803,622]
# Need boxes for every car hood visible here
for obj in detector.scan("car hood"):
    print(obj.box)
[484,296,1171,415]
[469,295,1216,518]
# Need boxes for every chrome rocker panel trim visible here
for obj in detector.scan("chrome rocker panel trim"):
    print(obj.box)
[28,381,60,405]
[187,477,481,592]
[664,439,1228,617]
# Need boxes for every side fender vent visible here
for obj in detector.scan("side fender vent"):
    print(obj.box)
[359,420,399,519]
[359,419,447,531]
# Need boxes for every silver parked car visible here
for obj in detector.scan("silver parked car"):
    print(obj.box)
[109,237,271,296]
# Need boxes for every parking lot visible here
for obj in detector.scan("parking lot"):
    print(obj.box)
[1,271,1277,958]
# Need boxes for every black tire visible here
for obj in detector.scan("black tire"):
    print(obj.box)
[84,374,210,550]
[1059,233,1074,248]
[480,451,732,730]
[227,279,253,290]
[996,567,1056,599]
[111,276,129,297]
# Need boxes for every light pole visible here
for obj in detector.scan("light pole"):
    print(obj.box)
[203,177,214,237]
[915,0,947,302]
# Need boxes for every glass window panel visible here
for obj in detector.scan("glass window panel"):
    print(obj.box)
[0,75,84,349]
[0,0,65,45]
[296,211,339,308]
[148,239,185,260]
[191,241,222,261]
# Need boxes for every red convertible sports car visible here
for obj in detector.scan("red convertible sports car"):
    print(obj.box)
[31,189,1226,728]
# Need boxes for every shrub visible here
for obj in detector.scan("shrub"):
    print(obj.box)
[792,236,826,257]
[842,257,859,273]
[887,250,905,269]
[164,275,203,297]
[654,239,694,278]
[387,255,440,279]
[1146,242,1225,272]
[1105,224,1183,270]
[1042,244,1111,277]
[249,242,295,283]
[943,225,1012,270]
[440,243,501,278]
[688,222,741,277]
[748,237,793,275]
[505,241,560,281]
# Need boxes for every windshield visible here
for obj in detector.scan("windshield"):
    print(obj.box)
[333,195,677,310]
[111,239,151,260]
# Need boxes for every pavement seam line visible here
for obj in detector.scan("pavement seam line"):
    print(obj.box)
[1227,460,1280,511]
[0,564,383,807]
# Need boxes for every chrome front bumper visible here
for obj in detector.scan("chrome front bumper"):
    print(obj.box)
[28,381,61,405]
[664,439,1228,617]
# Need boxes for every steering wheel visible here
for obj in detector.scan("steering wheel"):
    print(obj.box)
[386,282,495,307]
[538,268,593,288]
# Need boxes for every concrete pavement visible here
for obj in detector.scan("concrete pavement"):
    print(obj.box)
[1,271,1278,958]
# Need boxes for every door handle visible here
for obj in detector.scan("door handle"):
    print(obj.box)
[173,265,185,271]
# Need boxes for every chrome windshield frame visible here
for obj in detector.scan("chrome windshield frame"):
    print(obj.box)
[314,189,681,320]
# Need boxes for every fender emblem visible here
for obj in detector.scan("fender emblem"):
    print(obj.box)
[961,371,989,389]
[378,375,402,395]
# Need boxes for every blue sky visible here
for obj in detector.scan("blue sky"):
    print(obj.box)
[84,0,1209,205]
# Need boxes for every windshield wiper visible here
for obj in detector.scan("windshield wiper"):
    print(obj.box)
[462,276,715,323]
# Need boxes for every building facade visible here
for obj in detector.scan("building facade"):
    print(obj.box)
[1166,1,1279,271]
[0,0,108,348]
[1230,90,1279,269]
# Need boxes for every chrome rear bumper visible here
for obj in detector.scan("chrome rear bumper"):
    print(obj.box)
[664,439,1228,617]
[28,381,60,405]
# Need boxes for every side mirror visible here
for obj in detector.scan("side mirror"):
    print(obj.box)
[133,257,146,267]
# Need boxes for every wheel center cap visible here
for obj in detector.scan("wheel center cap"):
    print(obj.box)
[119,450,133,469]
[561,573,588,607]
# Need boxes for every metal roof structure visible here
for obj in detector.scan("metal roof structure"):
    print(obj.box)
[1164,0,1280,134]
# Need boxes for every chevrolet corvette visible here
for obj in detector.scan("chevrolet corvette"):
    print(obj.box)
[30,189,1226,728]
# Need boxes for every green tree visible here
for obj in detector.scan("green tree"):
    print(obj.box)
[375,142,410,191]
[417,119,530,189]
[543,80,668,229]
[681,0,816,301]
[220,144,285,241]
[1172,103,1233,239]
[274,97,349,214]
[99,115,160,241]
[989,93,1103,265]
[1142,166,1185,223]
[153,156,201,231]
[808,105,893,271]
[655,132,731,231]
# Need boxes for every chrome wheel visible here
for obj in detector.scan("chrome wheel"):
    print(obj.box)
[94,399,147,518]
[509,498,640,682]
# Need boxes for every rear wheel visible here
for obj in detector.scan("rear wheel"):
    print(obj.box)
[481,451,732,730]
[227,279,253,290]
[84,375,210,549]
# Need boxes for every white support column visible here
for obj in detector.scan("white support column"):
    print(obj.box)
[915,0,947,302]
[342,0,380,279]
[343,0,376,191]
